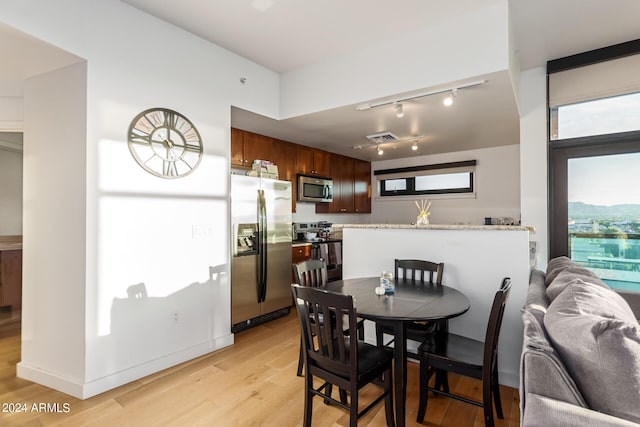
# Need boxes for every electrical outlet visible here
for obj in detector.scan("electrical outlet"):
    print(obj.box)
[172,311,179,324]
[192,224,213,239]
[529,241,537,269]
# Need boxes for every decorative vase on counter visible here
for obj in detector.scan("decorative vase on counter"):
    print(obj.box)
[415,199,431,226]
[416,211,430,226]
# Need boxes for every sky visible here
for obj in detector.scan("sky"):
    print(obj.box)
[568,152,640,206]
[558,92,640,140]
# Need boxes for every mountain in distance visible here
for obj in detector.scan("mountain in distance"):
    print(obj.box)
[569,201,640,221]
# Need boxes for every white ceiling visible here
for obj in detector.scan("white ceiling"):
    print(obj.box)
[3,1,640,160]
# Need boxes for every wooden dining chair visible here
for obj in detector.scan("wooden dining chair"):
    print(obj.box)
[293,259,364,376]
[293,259,328,288]
[416,277,512,427]
[375,259,445,360]
[291,284,395,427]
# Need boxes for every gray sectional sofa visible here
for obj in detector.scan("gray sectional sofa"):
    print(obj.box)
[520,257,640,426]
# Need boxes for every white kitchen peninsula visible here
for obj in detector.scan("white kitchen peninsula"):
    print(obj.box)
[333,223,532,388]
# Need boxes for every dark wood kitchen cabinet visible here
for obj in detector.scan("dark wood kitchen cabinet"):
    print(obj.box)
[296,145,331,177]
[291,244,312,282]
[231,128,273,168]
[0,249,22,310]
[332,155,355,213]
[230,127,371,214]
[316,153,373,214]
[353,158,371,213]
[292,244,312,264]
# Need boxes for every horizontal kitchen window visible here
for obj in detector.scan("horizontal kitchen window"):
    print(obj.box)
[375,160,476,198]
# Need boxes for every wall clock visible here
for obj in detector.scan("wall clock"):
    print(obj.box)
[128,108,203,179]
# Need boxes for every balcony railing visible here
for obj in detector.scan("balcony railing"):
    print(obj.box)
[569,232,640,291]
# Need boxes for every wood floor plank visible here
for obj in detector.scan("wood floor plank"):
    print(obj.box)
[0,312,520,426]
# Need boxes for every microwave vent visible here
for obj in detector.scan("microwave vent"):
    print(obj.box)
[366,132,399,144]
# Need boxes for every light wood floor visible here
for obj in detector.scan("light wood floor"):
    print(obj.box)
[0,312,520,426]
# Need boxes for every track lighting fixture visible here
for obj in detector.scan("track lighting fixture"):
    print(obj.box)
[395,102,404,118]
[411,135,422,151]
[355,80,485,112]
[377,145,384,155]
[443,88,457,106]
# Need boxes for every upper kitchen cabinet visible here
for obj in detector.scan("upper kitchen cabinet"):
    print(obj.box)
[296,145,331,177]
[272,138,298,212]
[353,159,371,213]
[230,128,370,214]
[231,128,273,168]
[316,154,371,214]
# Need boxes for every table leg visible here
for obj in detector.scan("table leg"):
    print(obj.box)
[393,321,407,427]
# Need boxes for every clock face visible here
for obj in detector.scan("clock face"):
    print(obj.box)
[128,108,203,179]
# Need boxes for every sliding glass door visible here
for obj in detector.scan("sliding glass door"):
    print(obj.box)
[564,150,640,290]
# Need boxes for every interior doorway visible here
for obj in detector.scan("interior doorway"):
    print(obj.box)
[0,131,22,325]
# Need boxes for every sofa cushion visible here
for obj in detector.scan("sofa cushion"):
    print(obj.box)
[526,270,550,310]
[523,394,640,427]
[544,280,640,423]
[521,310,586,408]
[546,267,607,301]
[545,256,574,287]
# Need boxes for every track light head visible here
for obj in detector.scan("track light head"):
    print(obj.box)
[377,145,384,155]
[411,135,422,151]
[443,88,457,106]
[395,103,404,118]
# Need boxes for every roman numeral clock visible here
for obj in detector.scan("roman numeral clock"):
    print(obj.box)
[128,108,203,178]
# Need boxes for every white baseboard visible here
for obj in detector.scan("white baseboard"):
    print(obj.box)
[17,333,235,399]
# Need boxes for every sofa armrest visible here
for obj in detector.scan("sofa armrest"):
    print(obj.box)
[616,289,640,320]
[523,394,639,427]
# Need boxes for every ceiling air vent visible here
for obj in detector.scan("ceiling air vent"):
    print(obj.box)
[366,132,399,144]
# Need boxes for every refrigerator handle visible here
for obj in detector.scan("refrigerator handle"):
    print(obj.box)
[257,189,268,303]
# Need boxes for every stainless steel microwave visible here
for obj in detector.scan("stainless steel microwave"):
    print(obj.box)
[297,174,333,203]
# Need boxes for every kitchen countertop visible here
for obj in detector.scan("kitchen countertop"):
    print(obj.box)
[292,238,342,247]
[332,223,534,232]
[0,235,22,251]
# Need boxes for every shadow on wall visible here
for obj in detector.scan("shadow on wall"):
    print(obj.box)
[105,264,229,372]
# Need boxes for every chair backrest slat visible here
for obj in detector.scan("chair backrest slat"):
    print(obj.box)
[293,259,328,288]
[395,259,444,285]
[292,284,357,376]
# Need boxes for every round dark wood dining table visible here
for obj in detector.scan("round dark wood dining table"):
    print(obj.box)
[323,277,471,427]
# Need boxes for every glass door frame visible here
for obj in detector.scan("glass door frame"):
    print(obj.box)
[549,131,640,258]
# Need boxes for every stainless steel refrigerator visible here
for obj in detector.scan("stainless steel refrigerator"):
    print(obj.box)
[231,174,292,333]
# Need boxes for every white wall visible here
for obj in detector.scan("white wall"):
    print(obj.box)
[519,67,548,270]
[0,148,22,235]
[292,201,372,224]
[1,0,280,398]
[20,62,88,388]
[370,144,521,225]
[280,2,510,118]
[0,96,23,130]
